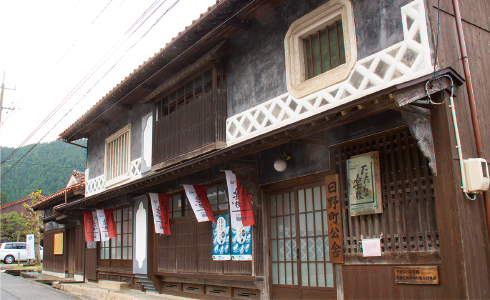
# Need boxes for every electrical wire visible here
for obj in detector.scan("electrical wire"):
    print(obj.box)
[425,74,454,106]
[2,160,76,169]
[65,0,257,144]
[2,0,168,165]
[1,0,181,179]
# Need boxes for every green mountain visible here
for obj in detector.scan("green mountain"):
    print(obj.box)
[1,140,87,202]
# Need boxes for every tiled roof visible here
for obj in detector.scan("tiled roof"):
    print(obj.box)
[32,171,85,210]
[59,0,227,140]
[0,195,33,209]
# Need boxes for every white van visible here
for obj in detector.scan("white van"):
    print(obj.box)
[0,242,44,264]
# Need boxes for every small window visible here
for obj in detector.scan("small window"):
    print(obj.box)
[303,20,346,80]
[105,124,131,187]
[4,244,13,249]
[284,0,356,98]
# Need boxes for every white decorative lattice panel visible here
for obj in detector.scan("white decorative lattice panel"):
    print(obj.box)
[86,174,105,197]
[130,158,142,179]
[226,0,432,146]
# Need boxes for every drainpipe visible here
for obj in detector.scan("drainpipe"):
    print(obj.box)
[451,0,490,243]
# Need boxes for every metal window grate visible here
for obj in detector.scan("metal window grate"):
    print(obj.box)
[304,20,346,80]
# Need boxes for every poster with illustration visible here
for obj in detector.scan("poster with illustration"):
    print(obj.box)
[231,226,252,261]
[212,214,231,261]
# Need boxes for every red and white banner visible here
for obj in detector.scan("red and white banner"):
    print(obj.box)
[96,209,118,241]
[149,193,171,235]
[225,170,255,228]
[83,211,100,242]
[183,185,216,223]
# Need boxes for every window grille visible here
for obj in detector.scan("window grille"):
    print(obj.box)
[105,124,131,186]
[304,20,346,80]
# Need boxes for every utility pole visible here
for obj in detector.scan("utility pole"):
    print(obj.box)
[0,71,16,127]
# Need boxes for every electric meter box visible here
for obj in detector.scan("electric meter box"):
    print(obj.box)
[464,158,489,194]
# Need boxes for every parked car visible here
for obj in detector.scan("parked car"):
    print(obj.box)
[0,242,43,264]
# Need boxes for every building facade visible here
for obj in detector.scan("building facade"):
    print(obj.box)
[50,0,490,298]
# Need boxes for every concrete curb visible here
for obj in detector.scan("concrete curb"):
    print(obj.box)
[55,283,135,300]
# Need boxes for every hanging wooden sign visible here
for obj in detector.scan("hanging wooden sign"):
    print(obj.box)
[325,174,344,263]
[395,266,440,285]
[54,232,64,255]
[347,151,383,216]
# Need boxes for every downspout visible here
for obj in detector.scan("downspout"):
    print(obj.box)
[451,0,490,243]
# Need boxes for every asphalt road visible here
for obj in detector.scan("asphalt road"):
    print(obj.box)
[0,272,81,300]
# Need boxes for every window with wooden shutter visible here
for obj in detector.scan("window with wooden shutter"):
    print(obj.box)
[104,124,131,187]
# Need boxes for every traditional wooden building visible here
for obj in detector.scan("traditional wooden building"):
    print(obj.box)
[52,0,490,298]
[33,170,85,280]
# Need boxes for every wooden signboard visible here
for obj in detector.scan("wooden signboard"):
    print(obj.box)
[347,151,383,216]
[54,232,64,255]
[325,174,344,263]
[394,266,440,285]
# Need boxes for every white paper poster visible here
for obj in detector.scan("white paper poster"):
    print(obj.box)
[362,238,381,257]
[26,234,35,259]
[149,193,164,234]
[96,209,110,241]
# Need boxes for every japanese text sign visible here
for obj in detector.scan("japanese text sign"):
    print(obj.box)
[347,151,383,216]
[96,209,117,241]
[149,193,171,235]
[83,211,101,242]
[183,185,216,223]
[325,174,344,263]
[225,170,255,228]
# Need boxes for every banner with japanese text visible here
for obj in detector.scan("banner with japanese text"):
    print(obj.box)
[325,174,344,263]
[183,185,216,223]
[231,226,252,260]
[96,209,117,241]
[225,170,255,228]
[149,193,171,235]
[83,211,101,242]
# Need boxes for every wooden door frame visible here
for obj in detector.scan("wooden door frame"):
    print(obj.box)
[263,174,336,299]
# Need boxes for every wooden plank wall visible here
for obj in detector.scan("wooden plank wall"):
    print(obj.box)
[425,0,490,298]
[85,248,97,281]
[156,216,252,276]
[75,226,84,275]
[43,228,66,273]
[153,90,226,165]
[333,130,439,254]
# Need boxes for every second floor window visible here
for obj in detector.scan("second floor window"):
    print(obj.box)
[304,20,346,80]
[105,124,131,186]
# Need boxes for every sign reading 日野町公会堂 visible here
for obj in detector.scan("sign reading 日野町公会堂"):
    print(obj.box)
[183,185,216,223]
[224,170,255,229]
[83,211,101,242]
[149,193,171,235]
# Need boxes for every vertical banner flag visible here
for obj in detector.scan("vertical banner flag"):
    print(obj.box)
[231,226,252,260]
[225,170,255,228]
[212,214,231,260]
[149,193,171,235]
[96,209,117,241]
[83,211,101,242]
[26,234,35,260]
[183,185,216,223]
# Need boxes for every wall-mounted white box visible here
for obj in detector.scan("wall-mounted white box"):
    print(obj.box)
[464,158,489,194]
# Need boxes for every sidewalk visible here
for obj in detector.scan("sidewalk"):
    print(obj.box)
[5,270,191,300]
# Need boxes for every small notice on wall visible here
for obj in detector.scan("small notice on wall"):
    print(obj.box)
[231,226,252,261]
[362,238,381,257]
[54,232,63,255]
[395,266,440,285]
[347,151,383,216]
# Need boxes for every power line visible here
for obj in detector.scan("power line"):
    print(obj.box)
[1,0,165,164]
[65,0,257,144]
[1,0,180,179]
[2,160,76,169]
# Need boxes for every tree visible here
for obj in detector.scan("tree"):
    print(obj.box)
[0,211,28,241]
[1,191,7,205]
[23,190,43,266]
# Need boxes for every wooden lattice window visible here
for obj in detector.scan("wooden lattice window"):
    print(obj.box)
[104,124,131,186]
[333,130,439,254]
[304,20,346,80]
[100,207,133,267]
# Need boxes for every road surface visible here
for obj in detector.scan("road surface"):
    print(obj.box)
[0,272,81,300]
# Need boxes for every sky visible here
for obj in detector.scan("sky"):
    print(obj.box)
[0,0,218,148]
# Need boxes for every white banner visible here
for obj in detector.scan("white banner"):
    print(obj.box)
[96,209,110,241]
[26,234,35,259]
[225,171,255,229]
[149,193,164,234]
[183,185,215,223]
